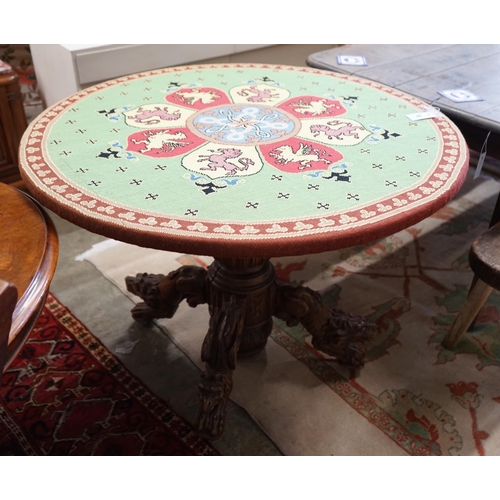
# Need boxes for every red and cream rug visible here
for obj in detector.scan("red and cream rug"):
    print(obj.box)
[0,294,218,456]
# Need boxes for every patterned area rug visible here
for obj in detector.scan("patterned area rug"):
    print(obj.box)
[81,168,500,455]
[0,294,218,456]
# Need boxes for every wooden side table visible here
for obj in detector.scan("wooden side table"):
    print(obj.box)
[0,60,28,187]
[0,183,58,377]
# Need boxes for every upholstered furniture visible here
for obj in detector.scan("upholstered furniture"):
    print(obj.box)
[0,183,58,380]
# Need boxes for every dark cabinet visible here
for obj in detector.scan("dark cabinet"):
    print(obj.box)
[0,61,28,186]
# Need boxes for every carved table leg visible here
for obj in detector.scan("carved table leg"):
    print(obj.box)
[197,294,244,439]
[274,282,375,369]
[196,258,276,438]
[126,257,374,439]
[125,266,208,323]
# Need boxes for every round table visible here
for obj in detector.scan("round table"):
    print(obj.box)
[0,184,58,374]
[19,63,469,438]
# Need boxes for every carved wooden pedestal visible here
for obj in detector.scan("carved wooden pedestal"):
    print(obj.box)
[126,257,374,439]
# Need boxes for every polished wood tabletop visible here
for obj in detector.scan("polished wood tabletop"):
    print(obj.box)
[0,183,58,371]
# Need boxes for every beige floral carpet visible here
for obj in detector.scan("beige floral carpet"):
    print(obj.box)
[80,168,500,455]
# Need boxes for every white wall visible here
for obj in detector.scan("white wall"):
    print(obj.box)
[30,44,272,108]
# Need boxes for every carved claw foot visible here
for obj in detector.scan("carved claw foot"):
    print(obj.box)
[197,295,244,440]
[275,283,375,369]
[197,367,233,440]
[126,273,171,323]
[125,266,208,323]
[311,307,375,368]
[128,302,162,325]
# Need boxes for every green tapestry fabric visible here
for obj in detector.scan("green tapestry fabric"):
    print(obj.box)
[20,64,469,258]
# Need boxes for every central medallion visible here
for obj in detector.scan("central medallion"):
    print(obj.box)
[187,104,300,145]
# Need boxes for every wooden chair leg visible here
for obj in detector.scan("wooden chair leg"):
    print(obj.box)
[442,278,493,350]
[468,274,481,331]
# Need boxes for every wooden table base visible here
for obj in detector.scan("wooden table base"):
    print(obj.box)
[125,258,374,439]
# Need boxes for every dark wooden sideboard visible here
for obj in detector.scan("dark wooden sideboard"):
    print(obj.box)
[0,60,28,187]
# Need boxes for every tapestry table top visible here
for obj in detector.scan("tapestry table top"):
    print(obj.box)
[19,64,469,258]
